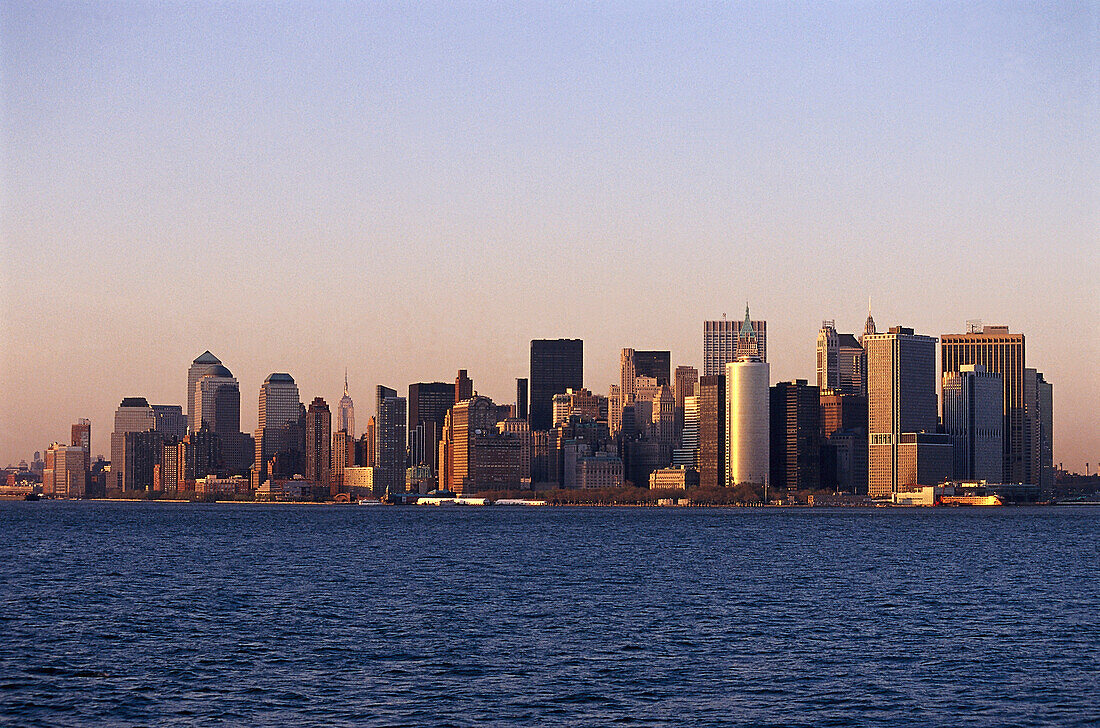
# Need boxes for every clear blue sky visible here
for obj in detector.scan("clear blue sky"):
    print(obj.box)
[2,2,1097,467]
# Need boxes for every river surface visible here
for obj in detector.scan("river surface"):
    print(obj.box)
[1,502,1097,726]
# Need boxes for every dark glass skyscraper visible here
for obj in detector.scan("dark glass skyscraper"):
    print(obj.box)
[529,339,583,431]
[697,375,726,488]
[633,350,671,386]
[408,381,455,472]
[516,378,528,421]
[769,380,821,492]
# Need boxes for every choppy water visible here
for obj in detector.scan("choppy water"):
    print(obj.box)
[0,502,1096,727]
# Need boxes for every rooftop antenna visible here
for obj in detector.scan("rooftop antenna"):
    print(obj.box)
[967,319,983,334]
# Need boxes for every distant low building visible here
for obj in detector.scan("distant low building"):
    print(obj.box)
[649,467,699,490]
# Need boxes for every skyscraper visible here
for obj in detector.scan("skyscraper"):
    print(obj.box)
[516,378,528,421]
[408,381,456,473]
[941,325,1027,483]
[152,405,187,440]
[337,370,356,436]
[375,385,407,494]
[697,375,726,488]
[769,380,821,492]
[633,351,671,386]
[253,373,302,486]
[71,419,91,474]
[1025,368,1054,495]
[942,364,1003,482]
[619,348,638,407]
[672,393,699,468]
[725,310,770,487]
[110,397,155,491]
[673,366,699,412]
[44,443,87,498]
[820,391,868,494]
[529,339,584,431]
[866,326,939,498]
[187,351,223,434]
[817,321,865,396]
[455,370,473,403]
[331,430,354,494]
[304,397,332,495]
[859,304,877,345]
[441,395,523,493]
[704,315,767,376]
[193,365,240,435]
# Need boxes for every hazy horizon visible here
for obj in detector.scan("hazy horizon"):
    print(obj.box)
[2,2,1097,469]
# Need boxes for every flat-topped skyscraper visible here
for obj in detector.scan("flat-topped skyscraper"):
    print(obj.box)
[943,364,1003,482]
[529,339,583,431]
[941,325,1027,483]
[865,326,939,498]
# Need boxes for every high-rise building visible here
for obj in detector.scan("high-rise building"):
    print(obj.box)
[304,397,332,495]
[672,393,699,468]
[110,397,155,491]
[697,375,726,488]
[44,443,87,498]
[361,416,377,467]
[331,430,354,494]
[152,405,186,440]
[770,380,821,492]
[1025,369,1054,495]
[408,382,455,473]
[253,373,302,486]
[942,364,1003,482]
[375,386,407,494]
[859,305,877,345]
[723,308,770,488]
[158,440,186,494]
[633,351,671,386]
[187,351,223,434]
[516,378,528,422]
[673,365,698,444]
[817,321,865,396]
[941,325,1027,483]
[455,370,473,403]
[191,362,251,474]
[529,339,584,431]
[193,365,240,436]
[337,371,356,436]
[820,391,868,493]
[866,326,938,498]
[71,419,91,474]
[551,388,601,426]
[704,315,767,376]
[497,417,532,485]
[441,395,523,493]
[673,366,698,411]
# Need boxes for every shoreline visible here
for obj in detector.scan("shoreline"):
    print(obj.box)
[8,498,1089,508]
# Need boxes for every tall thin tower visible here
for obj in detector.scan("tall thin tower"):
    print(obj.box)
[337,370,356,435]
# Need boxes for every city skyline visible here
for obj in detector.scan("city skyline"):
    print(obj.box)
[1,309,1084,472]
[2,3,1096,468]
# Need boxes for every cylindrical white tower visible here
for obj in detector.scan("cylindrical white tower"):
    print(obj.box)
[725,359,770,486]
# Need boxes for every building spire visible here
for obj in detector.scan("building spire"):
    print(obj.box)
[862,296,877,342]
[736,303,760,360]
[344,368,349,397]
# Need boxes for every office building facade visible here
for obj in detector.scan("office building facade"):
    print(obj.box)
[866,327,938,498]
[529,339,584,431]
